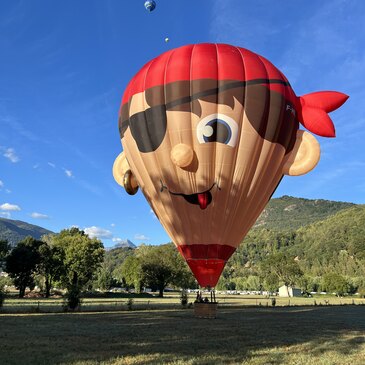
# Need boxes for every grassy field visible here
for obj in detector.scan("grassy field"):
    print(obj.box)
[2,292,364,313]
[0,305,364,365]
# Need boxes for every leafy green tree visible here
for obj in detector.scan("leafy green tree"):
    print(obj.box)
[0,281,5,307]
[52,228,104,309]
[105,247,135,274]
[233,277,247,291]
[216,276,236,291]
[5,237,42,297]
[246,275,261,291]
[0,276,11,307]
[94,264,114,291]
[321,272,350,296]
[120,255,143,292]
[0,239,10,270]
[136,243,195,297]
[37,240,64,298]
[260,252,303,290]
[263,273,279,293]
[138,245,175,297]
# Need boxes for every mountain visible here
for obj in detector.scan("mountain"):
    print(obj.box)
[254,195,355,230]
[108,239,136,250]
[0,218,54,246]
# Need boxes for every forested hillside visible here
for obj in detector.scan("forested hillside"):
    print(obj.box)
[0,218,53,246]
[236,205,365,269]
[101,200,365,294]
[254,195,355,230]
[223,205,365,292]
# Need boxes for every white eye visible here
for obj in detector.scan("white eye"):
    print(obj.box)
[196,114,238,147]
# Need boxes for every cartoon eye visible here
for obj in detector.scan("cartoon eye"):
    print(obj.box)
[196,114,238,147]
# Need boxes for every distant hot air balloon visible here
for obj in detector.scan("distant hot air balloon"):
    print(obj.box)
[144,0,156,12]
[164,37,169,43]
[113,43,348,288]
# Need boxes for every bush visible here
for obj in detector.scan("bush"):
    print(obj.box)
[64,287,81,311]
[0,287,5,307]
[127,297,134,311]
[0,277,9,308]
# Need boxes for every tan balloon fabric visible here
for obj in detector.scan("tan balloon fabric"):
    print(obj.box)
[114,44,347,287]
[121,82,296,249]
[283,130,320,176]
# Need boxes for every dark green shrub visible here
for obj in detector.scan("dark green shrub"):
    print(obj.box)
[64,287,81,311]
[127,297,134,311]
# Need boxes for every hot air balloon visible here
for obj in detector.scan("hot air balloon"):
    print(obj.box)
[113,43,348,289]
[144,0,156,12]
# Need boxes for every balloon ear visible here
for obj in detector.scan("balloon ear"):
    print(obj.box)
[283,130,320,176]
[113,152,139,195]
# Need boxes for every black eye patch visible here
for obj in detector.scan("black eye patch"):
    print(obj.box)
[123,105,167,153]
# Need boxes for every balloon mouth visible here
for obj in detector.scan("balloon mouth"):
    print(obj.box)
[183,191,212,209]
[161,182,220,210]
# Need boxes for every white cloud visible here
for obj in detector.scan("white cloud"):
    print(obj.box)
[48,162,56,168]
[110,223,115,227]
[112,237,123,243]
[0,180,3,189]
[84,226,113,239]
[5,189,11,194]
[3,148,19,163]
[0,212,11,218]
[134,234,150,241]
[30,212,49,219]
[64,169,73,178]
[0,203,21,211]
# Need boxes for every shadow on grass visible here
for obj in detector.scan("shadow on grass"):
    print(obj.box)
[0,306,364,364]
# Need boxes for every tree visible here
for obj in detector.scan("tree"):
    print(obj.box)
[94,264,114,291]
[321,272,350,296]
[263,273,279,293]
[0,239,10,270]
[5,237,42,297]
[137,243,196,297]
[260,252,303,294]
[51,228,104,309]
[37,237,65,298]
[120,255,143,292]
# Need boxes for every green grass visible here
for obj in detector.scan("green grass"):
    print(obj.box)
[1,292,364,313]
[0,306,364,365]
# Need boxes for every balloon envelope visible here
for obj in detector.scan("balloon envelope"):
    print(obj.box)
[117,43,345,287]
[144,0,156,12]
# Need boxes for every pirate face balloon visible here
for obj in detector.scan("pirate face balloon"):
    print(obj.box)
[113,44,348,287]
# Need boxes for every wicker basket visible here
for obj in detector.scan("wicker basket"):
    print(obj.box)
[194,302,218,319]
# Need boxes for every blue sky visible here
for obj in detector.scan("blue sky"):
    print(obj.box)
[0,0,364,247]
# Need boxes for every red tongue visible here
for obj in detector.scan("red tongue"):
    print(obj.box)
[198,192,208,210]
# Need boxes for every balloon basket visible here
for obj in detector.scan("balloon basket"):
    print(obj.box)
[194,302,217,319]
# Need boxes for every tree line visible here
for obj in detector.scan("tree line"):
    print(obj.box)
[0,230,198,309]
[0,228,104,308]
[1,205,364,308]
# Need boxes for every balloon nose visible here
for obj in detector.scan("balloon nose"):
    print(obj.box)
[170,143,194,168]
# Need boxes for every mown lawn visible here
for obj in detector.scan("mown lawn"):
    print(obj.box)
[2,292,364,313]
[0,306,364,365]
